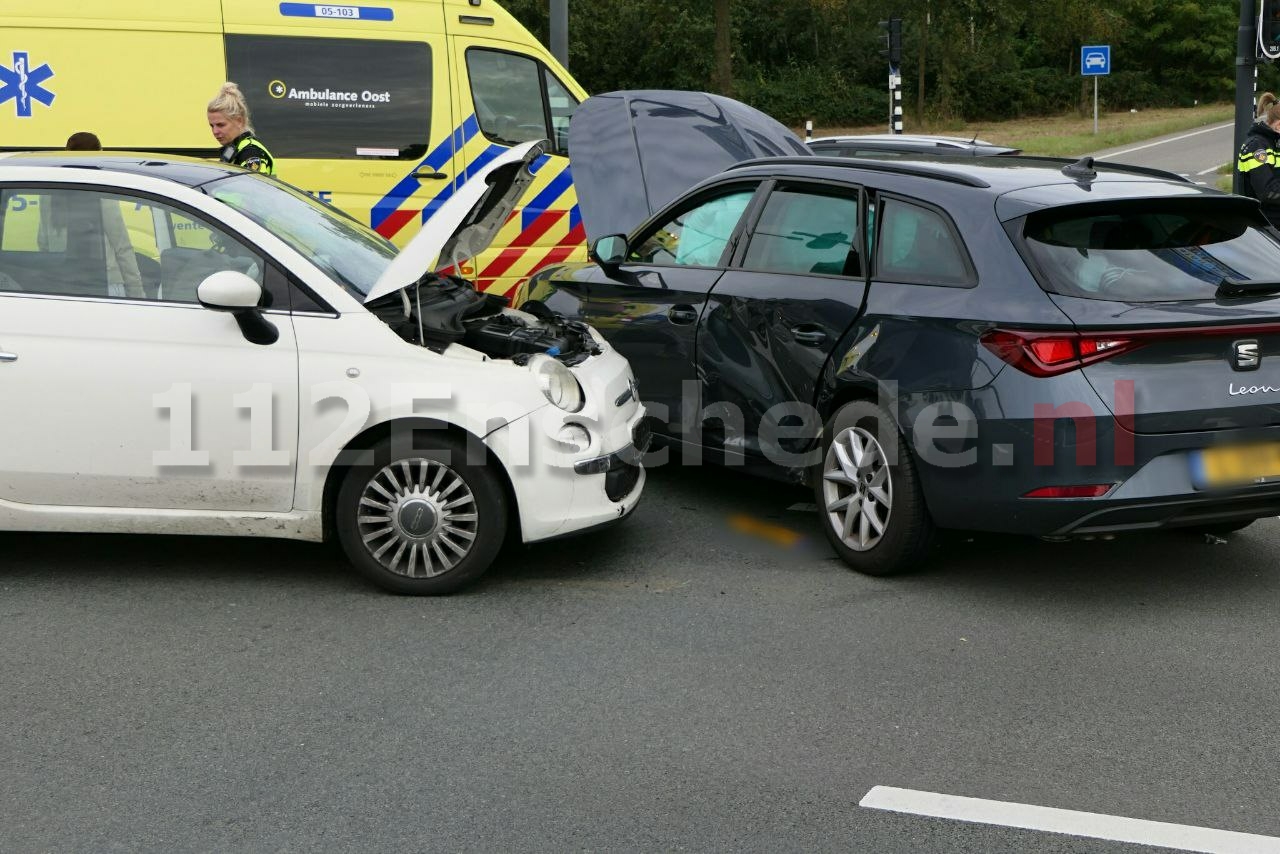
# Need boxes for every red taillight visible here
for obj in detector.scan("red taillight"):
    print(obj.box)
[1022,484,1115,498]
[981,329,1140,377]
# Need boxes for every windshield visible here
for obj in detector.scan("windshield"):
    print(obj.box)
[203,174,396,296]
[1022,200,1280,302]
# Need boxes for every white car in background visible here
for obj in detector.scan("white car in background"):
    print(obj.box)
[0,142,646,594]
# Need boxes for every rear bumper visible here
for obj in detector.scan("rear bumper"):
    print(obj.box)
[906,387,1280,536]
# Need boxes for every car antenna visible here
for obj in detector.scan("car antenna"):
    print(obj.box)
[1062,156,1097,182]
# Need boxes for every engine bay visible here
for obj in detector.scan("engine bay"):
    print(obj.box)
[366,272,601,365]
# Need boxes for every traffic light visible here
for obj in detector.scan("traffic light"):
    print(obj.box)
[879,17,902,67]
[1262,0,1280,61]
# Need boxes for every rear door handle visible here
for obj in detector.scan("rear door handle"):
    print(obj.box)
[412,169,449,180]
[668,305,699,325]
[791,326,827,347]
[0,351,16,363]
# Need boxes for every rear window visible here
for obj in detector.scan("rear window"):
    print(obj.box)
[1022,201,1280,302]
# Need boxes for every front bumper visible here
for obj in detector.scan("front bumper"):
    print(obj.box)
[484,342,648,542]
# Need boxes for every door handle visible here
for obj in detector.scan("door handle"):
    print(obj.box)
[668,305,699,325]
[412,169,449,180]
[791,326,827,347]
[0,351,16,363]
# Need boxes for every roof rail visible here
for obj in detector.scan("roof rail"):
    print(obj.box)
[725,155,993,188]
[991,154,1192,184]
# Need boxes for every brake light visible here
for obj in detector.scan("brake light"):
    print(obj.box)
[981,329,1141,377]
[1022,484,1114,498]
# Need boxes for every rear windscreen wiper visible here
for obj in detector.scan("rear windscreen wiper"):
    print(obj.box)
[1216,278,1280,298]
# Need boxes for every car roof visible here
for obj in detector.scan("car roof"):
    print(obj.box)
[809,133,998,147]
[719,154,1222,216]
[0,151,241,187]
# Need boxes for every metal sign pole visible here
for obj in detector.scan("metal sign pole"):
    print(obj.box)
[1093,77,1098,135]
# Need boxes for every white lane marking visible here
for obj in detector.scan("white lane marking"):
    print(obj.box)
[1103,122,1233,157]
[859,786,1280,853]
[1197,163,1228,176]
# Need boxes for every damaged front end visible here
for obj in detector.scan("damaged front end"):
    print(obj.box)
[362,138,601,366]
[366,275,601,365]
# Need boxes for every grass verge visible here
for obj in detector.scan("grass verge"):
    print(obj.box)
[806,104,1235,157]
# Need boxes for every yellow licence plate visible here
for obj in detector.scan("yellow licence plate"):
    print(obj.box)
[1194,443,1280,488]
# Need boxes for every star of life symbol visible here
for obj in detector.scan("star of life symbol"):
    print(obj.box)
[0,51,55,118]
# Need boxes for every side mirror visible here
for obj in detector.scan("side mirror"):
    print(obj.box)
[590,234,628,268]
[196,270,278,345]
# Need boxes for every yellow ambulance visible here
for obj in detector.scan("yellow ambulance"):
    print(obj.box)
[0,0,588,296]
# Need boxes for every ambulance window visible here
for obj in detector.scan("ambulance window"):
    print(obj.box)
[467,49,578,155]
[545,74,576,154]
[225,35,432,160]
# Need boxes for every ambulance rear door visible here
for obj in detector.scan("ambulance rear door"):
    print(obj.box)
[0,0,222,151]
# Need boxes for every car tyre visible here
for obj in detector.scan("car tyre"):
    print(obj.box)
[335,434,507,595]
[815,400,935,576]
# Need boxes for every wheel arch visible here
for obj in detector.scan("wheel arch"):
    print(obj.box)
[320,417,522,545]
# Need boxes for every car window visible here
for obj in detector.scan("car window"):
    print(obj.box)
[0,187,265,303]
[630,190,755,267]
[225,35,432,160]
[875,197,972,286]
[1023,201,1280,302]
[742,188,861,276]
[467,49,578,155]
[206,172,396,297]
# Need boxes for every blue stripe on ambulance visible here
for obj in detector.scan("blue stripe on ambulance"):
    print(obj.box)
[520,163,574,230]
[419,143,507,222]
[370,115,479,231]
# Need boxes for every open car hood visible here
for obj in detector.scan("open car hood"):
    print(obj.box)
[364,139,543,304]
[567,90,811,243]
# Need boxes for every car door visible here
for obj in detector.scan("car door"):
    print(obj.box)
[696,180,869,462]
[586,183,760,438]
[0,183,299,512]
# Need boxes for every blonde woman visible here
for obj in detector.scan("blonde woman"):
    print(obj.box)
[207,82,276,175]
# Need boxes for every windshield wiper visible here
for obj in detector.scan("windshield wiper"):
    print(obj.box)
[1216,277,1280,298]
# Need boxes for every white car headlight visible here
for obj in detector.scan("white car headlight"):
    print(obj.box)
[528,354,584,412]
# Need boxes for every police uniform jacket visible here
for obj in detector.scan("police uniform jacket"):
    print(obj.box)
[1238,119,1280,226]
[220,131,276,176]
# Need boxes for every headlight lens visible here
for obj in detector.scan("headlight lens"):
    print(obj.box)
[528,354,584,412]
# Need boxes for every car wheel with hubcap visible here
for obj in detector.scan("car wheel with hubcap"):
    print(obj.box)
[815,400,935,576]
[336,435,507,594]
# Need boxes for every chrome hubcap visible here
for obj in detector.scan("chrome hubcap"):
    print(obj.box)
[822,426,892,551]
[357,459,478,578]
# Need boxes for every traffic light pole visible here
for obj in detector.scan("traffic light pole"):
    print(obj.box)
[880,16,903,134]
[1235,0,1258,195]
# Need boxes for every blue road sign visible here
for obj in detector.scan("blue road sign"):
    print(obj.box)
[1081,44,1111,76]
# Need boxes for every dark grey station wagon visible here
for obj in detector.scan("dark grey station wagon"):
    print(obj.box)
[525,91,1280,576]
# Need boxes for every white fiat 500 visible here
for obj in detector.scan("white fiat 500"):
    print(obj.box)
[0,142,647,594]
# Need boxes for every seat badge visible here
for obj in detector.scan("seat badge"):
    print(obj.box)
[1233,339,1260,371]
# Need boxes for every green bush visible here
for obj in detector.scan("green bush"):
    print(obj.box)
[735,64,885,126]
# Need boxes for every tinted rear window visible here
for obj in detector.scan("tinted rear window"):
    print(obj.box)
[1022,201,1280,302]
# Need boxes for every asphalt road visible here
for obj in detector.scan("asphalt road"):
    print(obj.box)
[1089,120,1234,185]
[4,462,1280,852]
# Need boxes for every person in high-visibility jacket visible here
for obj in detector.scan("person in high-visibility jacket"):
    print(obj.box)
[1238,91,1280,227]
[207,82,276,176]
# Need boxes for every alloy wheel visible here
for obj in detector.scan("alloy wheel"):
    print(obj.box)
[822,426,893,551]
